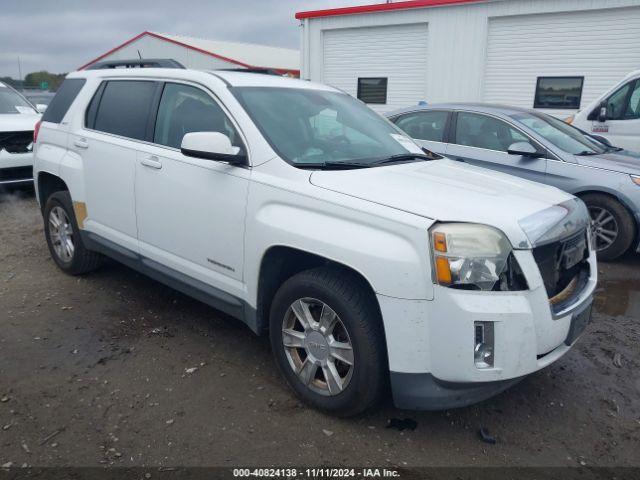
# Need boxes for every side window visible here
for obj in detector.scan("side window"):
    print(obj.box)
[624,80,640,120]
[454,112,529,153]
[605,82,633,120]
[534,77,583,109]
[394,111,449,142]
[357,78,387,104]
[41,78,86,124]
[93,80,157,141]
[154,83,241,149]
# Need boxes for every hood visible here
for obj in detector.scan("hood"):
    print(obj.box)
[0,113,41,132]
[574,150,640,175]
[310,159,573,248]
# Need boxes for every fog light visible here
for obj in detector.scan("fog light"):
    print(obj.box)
[474,322,494,369]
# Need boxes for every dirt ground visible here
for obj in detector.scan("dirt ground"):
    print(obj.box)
[1,190,639,469]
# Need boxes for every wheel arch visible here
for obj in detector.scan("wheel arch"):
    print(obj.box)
[254,245,383,336]
[37,172,69,213]
[574,188,637,218]
[575,188,639,253]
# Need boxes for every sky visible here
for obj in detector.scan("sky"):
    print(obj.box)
[0,0,371,78]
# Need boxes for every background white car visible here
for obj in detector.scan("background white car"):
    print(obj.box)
[569,70,640,152]
[0,81,42,188]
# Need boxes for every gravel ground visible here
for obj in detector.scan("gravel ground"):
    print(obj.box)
[1,191,639,469]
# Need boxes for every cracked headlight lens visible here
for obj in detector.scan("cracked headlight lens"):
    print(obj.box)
[518,198,590,247]
[430,223,525,291]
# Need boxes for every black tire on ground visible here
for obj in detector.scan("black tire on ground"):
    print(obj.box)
[269,267,387,417]
[43,190,103,275]
[582,193,635,261]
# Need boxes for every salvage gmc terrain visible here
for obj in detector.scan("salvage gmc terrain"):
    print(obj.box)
[33,61,597,416]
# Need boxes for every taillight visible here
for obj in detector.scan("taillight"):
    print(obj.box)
[33,120,42,143]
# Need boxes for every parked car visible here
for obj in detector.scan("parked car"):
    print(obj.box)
[34,62,596,416]
[0,81,42,187]
[567,70,640,152]
[22,90,55,108]
[387,103,640,261]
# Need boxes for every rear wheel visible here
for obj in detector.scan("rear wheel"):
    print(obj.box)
[269,267,386,417]
[44,191,103,275]
[582,193,635,261]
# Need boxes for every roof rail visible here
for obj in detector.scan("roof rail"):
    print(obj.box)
[86,59,186,70]
[216,68,283,76]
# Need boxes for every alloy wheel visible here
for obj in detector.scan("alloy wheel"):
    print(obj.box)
[49,206,75,263]
[588,206,619,252]
[282,298,354,396]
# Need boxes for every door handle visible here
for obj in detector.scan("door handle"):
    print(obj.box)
[74,138,88,149]
[141,156,162,169]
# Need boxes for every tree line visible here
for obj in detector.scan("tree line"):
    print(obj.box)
[1,71,67,91]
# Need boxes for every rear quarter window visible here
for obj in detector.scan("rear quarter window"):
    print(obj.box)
[41,78,86,124]
[91,80,157,141]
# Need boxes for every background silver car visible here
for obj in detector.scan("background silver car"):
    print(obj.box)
[387,104,640,260]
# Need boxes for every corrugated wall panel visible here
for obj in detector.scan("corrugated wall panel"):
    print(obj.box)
[322,24,428,113]
[483,7,640,117]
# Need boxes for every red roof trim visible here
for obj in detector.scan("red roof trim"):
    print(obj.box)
[296,0,484,20]
[78,31,300,75]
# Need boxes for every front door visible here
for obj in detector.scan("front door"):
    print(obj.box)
[591,79,640,152]
[446,111,547,184]
[134,82,249,299]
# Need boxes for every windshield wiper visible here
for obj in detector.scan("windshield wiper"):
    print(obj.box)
[295,161,372,170]
[576,150,600,156]
[369,153,437,166]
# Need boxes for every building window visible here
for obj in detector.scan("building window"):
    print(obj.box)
[534,77,584,109]
[357,77,387,104]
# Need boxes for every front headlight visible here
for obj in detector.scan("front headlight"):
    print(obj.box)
[430,223,527,291]
[518,198,590,247]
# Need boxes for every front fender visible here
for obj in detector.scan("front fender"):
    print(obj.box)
[244,181,435,308]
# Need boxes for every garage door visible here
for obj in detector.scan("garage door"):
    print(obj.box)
[483,7,640,117]
[323,24,428,113]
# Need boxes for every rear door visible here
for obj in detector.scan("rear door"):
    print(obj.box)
[134,81,249,301]
[590,78,640,151]
[74,79,160,252]
[390,110,450,155]
[446,111,548,184]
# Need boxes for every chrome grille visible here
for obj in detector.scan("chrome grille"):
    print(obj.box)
[0,131,33,154]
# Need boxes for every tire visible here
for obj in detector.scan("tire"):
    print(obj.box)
[582,193,635,261]
[43,191,103,275]
[269,267,387,417]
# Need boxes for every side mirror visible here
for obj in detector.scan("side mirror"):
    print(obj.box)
[180,132,247,165]
[507,141,543,158]
[36,104,47,114]
[597,102,607,123]
[588,134,612,147]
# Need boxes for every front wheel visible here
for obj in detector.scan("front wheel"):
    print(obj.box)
[582,193,635,261]
[269,267,386,417]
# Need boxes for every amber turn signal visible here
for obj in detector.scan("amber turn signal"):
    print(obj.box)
[433,232,447,252]
[435,256,452,285]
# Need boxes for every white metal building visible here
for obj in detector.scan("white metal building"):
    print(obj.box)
[80,31,300,76]
[297,0,640,116]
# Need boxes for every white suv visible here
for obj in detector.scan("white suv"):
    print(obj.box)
[33,62,597,416]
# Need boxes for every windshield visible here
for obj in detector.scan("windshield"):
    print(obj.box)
[232,87,420,165]
[0,83,36,114]
[511,111,607,155]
